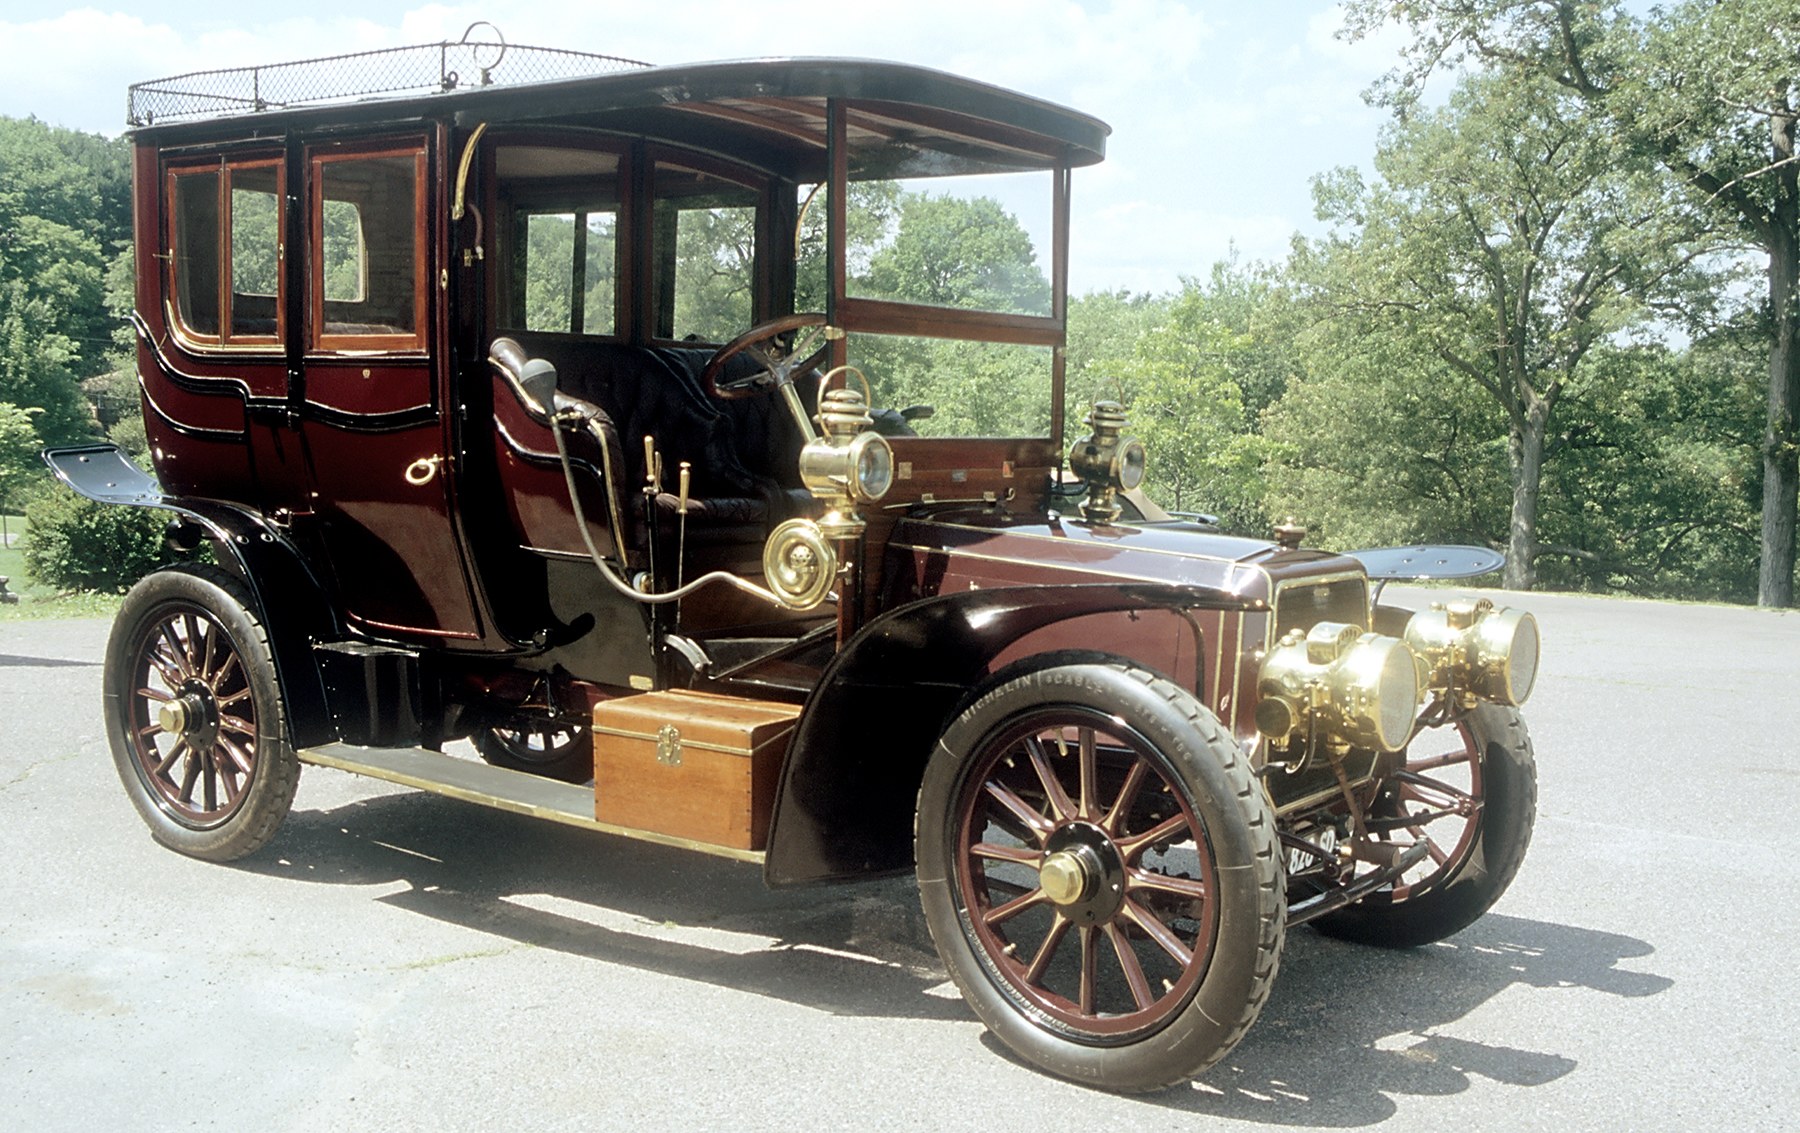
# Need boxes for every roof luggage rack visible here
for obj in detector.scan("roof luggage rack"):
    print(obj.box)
[127,22,649,126]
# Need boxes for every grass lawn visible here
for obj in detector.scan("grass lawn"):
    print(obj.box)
[0,514,125,620]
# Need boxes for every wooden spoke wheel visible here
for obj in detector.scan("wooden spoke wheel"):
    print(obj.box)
[917,661,1284,1092]
[104,566,298,861]
[1315,703,1537,948]
[475,719,593,783]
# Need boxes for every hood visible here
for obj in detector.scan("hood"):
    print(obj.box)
[883,508,1365,609]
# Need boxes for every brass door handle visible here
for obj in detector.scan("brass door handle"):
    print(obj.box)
[404,456,443,485]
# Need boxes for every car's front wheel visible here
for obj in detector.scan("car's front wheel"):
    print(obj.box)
[104,565,299,861]
[916,660,1285,1092]
[1314,704,1536,948]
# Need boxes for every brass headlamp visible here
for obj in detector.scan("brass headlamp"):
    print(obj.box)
[1256,622,1422,754]
[798,384,894,540]
[1068,400,1146,524]
[1403,598,1539,707]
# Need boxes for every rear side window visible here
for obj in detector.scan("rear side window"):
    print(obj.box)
[165,158,284,346]
[309,144,427,351]
[650,161,759,343]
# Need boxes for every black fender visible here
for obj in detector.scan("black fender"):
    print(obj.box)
[762,582,1252,886]
[44,444,344,748]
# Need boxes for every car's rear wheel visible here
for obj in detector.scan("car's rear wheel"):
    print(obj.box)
[474,720,593,783]
[104,565,298,861]
[916,660,1284,1092]
[1314,704,1536,948]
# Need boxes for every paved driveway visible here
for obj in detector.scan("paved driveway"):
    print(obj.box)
[2,588,1795,1131]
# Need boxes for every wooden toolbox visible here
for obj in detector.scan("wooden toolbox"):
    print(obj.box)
[592,690,801,851]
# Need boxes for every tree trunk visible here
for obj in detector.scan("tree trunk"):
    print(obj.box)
[1758,103,1799,609]
[1505,398,1549,591]
[1760,233,1799,607]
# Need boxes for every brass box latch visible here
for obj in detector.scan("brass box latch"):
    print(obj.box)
[656,724,683,767]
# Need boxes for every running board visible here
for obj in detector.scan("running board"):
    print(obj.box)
[297,742,766,865]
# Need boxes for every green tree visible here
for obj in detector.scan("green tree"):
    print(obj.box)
[1343,0,1800,603]
[1100,288,1272,527]
[1291,71,1709,588]
[862,194,1049,315]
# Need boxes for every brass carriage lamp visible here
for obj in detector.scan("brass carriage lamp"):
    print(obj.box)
[763,383,895,611]
[798,385,895,540]
[1068,400,1146,524]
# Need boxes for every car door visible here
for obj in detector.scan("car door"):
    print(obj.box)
[296,132,483,640]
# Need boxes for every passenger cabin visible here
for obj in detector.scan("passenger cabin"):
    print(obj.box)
[126,44,1110,703]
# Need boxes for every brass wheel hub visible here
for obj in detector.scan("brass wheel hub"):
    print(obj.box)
[1041,822,1126,925]
[157,688,217,746]
[1039,847,1100,906]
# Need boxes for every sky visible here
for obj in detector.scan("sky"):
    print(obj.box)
[0,1,1413,295]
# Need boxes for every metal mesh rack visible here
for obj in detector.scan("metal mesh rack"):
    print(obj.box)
[127,33,651,126]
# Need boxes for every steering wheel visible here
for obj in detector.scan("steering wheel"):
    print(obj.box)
[701,312,835,401]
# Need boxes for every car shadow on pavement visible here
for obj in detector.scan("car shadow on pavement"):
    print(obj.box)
[242,783,1670,1117]
[237,785,966,1022]
[1128,913,1671,1124]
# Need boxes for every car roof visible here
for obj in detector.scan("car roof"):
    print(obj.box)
[130,49,1110,181]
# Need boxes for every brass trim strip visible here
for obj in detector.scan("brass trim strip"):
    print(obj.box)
[922,518,1281,576]
[889,542,1267,597]
[591,726,794,758]
[299,743,766,865]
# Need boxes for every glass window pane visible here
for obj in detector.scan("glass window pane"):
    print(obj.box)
[494,145,621,336]
[228,165,280,338]
[843,170,1052,317]
[652,163,758,343]
[316,152,418,338]
[171,170,221,336]
[847,335,1053,438]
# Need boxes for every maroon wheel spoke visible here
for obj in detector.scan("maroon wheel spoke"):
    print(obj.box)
[201,751,218,812]
[1126,867,1208,903]
[216,688,250,709]
[1103,922,1154,1011]
[1407,748,1472,773]
[177,752,202,804]
[1398,771,1472,807]
[160,623,192,678]
[983,779,1054,843]
[212,650,240,694]
[1024,916,1072,984]
[146,644,185,689]
[1116,812,1190,864]
[198,616,218,683]
[1076,726,1098,820]
[136,685,173,704]
[1121,898,1193,967]
[217,735,255,777]
[218,712,256,739]
[971,841,1041,867]
[1078,925,1097,1015]
[1101,758,1150,836]
[1024,736,1076,822]
[155,740,189,779]
[985,885,1049,927]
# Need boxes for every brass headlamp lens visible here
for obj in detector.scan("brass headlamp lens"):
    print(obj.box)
[1404,599,1540,706]
[1256,621,1421,753]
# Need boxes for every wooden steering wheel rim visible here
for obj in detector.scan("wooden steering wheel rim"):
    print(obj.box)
[700,312,832,400]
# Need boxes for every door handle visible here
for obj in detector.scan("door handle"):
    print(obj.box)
[403,455,444,486]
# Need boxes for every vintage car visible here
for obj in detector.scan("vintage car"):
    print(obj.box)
[48,32,1539,1092]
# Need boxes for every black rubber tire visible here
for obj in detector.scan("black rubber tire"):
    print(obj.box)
[916,660,1285,1093]
[474,722,594,783]
[103,565,299,862]
[1315,704,1537,948]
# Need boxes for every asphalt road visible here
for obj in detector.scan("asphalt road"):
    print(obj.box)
[2,586,1796,1132]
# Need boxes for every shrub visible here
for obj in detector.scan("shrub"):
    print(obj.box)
[20,488,175,593]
